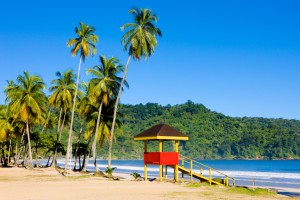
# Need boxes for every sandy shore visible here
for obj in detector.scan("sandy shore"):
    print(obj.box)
[0,167,299,200]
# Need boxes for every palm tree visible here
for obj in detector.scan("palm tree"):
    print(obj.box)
[10,118,26,166]
[86,55,126,172]
[5,71,48,167]
[77,87,123,171]
[0,105,19,166]
[0,105,11,165]
[65,22,99,171]
[0,105,10,143]
[108,8,162,167]
[49,69,76,167]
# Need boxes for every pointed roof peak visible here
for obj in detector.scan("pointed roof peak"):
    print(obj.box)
[134,123,189,141]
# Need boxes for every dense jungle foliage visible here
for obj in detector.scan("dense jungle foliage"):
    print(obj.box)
[2,101,299,163]
[99,101,300,160]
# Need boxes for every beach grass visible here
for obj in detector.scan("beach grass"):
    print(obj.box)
[226,186,277,196]
[186,182,219,188]
[186,183,278,198]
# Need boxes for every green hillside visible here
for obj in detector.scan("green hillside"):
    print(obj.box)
[98,101,300,160]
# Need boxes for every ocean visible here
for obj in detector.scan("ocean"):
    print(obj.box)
[58,159,300,189]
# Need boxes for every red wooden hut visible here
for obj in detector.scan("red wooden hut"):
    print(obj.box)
[134,124,189,181]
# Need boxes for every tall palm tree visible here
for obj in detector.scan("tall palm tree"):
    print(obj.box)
[65,22,98,171]
[86,55,126,171]
[108,8,162,167]
[49,69,76,167]
[5,71,48,167]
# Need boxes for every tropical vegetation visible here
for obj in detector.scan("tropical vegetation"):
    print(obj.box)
[1,7,298,176]
[111,101,300,160]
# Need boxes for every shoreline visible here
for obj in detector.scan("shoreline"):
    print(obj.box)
[55,157,300,161]
[52,157,300,161]
[57,159,300,191]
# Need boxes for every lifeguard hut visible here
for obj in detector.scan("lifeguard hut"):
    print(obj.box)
[134,124,189,182]
[134,124,236,186]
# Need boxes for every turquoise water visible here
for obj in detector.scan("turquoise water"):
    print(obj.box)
[58,159,300,189]
[97,160,300,188]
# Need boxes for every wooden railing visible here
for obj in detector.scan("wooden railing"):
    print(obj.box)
[179,154,235,187]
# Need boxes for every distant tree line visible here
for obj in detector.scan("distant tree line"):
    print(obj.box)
[103,100,300,160]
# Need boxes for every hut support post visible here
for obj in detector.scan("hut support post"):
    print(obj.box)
[159,140,163,181]
[174,140,179,182]
[144,164,148,181]
[144,141,148,153]
[165,165,168,179]
[144,141,148,181]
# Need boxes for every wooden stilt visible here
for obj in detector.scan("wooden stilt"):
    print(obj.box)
[144,164,148,181]
[159,165,163,181]
[165,165,168,179]
[159,140,163,182]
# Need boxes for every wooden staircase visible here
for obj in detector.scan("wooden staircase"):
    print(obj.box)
[171,155,235,187]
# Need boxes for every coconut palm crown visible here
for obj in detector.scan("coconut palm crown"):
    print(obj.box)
[49,69,77,112]
[87,55,128,103]
[121,8,162,60]
[5,71,48,124]
[67,22,99,61]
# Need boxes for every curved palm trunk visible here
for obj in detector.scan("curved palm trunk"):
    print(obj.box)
[14,143,18,167]
[78,155,81,169]
[51,110,66,168]
[15,133,24,167]
[74,123,83,170]
[82,151,90,172]
[92,101,103,172]
[46,155,52,167]
[41,108,52,133]
[65,56,82,172]
[35,144,39,167]
[81,134,92,171]
[57,108,62,133]
[26,118,33,167]
[51,148,58,168]
[23,144,27,166]
[8,136,12,163]
[51,108,62,167]
[108,55,131,168]
[59,111,66,137]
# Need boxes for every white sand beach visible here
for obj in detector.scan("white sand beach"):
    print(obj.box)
[0,167,299,200]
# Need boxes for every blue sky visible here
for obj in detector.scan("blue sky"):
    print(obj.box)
[0,0,300,119]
